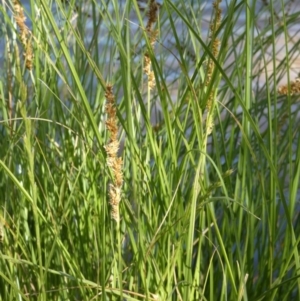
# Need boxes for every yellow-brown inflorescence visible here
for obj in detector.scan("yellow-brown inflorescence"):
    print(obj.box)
[143,0,159,90]
[205,0,222,135]
[278,78,300,96]
[13,0,33,70]
[205,0,222,106]
[105,84,124,222]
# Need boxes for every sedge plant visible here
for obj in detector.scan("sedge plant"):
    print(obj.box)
[0,0,300,300]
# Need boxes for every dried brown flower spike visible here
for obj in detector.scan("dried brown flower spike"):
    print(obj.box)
[278,78,300,95]
[104,84,123,222]
[143,0,159,89]
[13,0,33,70]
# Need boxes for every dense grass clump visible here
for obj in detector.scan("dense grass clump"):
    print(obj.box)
[0,0,300,300]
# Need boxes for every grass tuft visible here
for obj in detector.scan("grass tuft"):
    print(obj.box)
[0,0,299,300]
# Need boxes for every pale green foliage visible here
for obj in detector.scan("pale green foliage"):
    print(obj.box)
[0,0,300,300]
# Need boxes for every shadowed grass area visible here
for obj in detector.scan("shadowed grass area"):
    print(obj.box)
[0,0,300,300]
